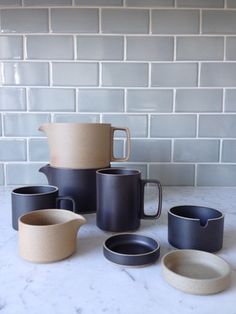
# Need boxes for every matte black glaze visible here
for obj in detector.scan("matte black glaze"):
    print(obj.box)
[168,205,224,252]
[96,168,162,232]
[39,164,102,213]
[103,234,160,266]
[12,185,75,230]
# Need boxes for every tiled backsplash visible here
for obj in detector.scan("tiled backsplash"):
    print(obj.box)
[0,0,236,186]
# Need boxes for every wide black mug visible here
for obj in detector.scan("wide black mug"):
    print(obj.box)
[96,168,162,232]
[11,185,75,230]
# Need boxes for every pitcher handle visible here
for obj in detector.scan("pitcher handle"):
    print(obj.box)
[140,179,162,219]
[56,196,76,213]
[111,127,131,162]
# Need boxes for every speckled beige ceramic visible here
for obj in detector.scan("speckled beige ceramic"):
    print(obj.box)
[19,209,86,263]
[162,250,231,295]
[39,123,130,169]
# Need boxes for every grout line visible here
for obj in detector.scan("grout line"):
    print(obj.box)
[148,63,151,87]
[48,8,52,33]
[219,139,223,163]
[23,35,27,60]
[222,88,226,112]
[124,36,127,61]
[171,139,174,162]
[149,9,152,34]
[73,34,77,60]
[197,62,201,87]
[224,35,227,61]
[147,114,151,138]
[172,88,176,112]
[194,164,197,186]
[75,88,79,112]
[124,88,127,112]
[173,36,177,61]
[199,9,202,34]
[99,62,102,87]
[99,7,102,34]
[196,113,199,138]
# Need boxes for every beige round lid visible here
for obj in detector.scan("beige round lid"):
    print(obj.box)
[162,249,231,295]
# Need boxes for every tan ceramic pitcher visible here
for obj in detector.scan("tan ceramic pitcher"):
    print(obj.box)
[39,123,131,169]
[19,209,86,263]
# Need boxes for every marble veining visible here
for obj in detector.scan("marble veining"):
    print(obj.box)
[0,186,236,314]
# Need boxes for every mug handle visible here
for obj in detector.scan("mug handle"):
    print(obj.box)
[140,179,162,219]
[111,127,131,162]
[56,196,76,212]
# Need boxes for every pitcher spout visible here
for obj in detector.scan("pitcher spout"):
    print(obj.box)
[39,164,50,176]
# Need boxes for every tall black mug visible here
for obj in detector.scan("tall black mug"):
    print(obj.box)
[96,168,162,232]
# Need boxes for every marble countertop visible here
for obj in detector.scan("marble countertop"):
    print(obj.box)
[0,186,236,314]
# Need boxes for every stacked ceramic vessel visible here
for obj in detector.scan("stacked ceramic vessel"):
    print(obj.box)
[39,123,131,213]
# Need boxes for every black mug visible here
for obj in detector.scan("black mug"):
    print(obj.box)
[11,185,76,230]
[96,168,162,232]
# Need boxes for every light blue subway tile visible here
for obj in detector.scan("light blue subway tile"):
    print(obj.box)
[222,140,236,162]
[197,165,236,186]
[4,113,51,137]
[0,0,21,5]
[176,37,224,61]
[0,139,26,161]
[0,36,23,60]
[149,164,195,186]
[199,114,236,137]
[77,36,123,60]
[52,62,98,86]
[126,0,174,7]
[174,139,220,162]
[27,35,74,60]
[0,88,26,111]
[54,114,100,123]
[151,114,197,137]
[175,89,222,112]
[127,89,173,112]
[1,62,49,86]
[127,36,173,61]
[202,10,236,34]
[24,0,72,5]
[226,37,236,60]
[129,139,171,162]
[152,9,199,34]
[78,89,124,112]
[29,139,49,162]
[1,9,48,33]
[102,9,149,34]
[227,0,236,7]
[102,63,148,87]
[0,164,4,185]
[177,0,224,7]
[75,0,123,5]
[201,63,236,87]
[51,8,99,33]
[152,63,198,87]
[6,163,48,185]
[28,88,75,112]
[102,114,148,137]
[225,89,236,112]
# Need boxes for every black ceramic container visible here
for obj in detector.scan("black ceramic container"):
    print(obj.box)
[39,164,101,213]
[168,205,224,252]
[11,185,75,230]
[96,168,162,232]
[103,234,160,266]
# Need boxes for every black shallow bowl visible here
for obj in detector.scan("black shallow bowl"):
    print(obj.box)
[103,234,160,266]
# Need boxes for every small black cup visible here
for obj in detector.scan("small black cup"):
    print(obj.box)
[168,205,224,252]
[96,168,162,232]
[11,185,75,230]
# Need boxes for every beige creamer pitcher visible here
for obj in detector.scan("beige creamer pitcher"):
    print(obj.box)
[19,209,86,263]
[39,123,131,169]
